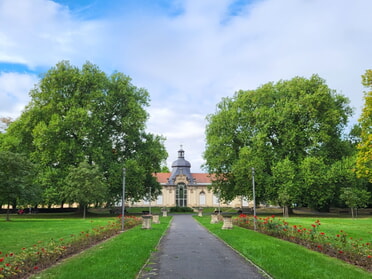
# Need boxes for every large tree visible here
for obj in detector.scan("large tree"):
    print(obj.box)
[356,69,372,183]
[2,61,167,206]
[204,75,352,208]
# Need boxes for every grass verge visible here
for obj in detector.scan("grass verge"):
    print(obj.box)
[196,216,372,279]
[29,216,172,279]
[0,217,117,253]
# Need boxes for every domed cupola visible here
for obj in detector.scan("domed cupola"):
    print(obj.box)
[168,147,195,185]
[171,148,191,168]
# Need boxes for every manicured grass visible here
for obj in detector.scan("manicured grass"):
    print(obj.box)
[282,216,372,241]
[196,216,372,279]
[0,217,117,254]
[29,217,172,279]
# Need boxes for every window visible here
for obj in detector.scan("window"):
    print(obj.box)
[199,191,206,205]
[176,183,187,207]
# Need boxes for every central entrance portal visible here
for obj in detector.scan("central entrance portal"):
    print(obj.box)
[176,183,187,207]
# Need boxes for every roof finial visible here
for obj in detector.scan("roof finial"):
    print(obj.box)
[180,144,183,149]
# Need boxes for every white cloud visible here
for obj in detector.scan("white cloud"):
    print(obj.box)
[0,0,371,171]
[0,0,107,68]
[0,72,38,118]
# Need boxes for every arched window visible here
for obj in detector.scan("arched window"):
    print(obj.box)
[176,183,187,207]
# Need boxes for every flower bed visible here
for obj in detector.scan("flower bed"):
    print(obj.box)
[0,216,141,279]
[233,214,372,272]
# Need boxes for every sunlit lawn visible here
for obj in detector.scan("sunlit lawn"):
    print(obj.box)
[0,215,117,254]
[281,216,372,241]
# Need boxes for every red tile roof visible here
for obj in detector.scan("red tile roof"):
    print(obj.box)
[154,173,212,184]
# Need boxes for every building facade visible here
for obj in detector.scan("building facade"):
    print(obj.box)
[131,148,250,208]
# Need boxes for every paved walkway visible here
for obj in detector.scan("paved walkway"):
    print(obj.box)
[137,215,269,279]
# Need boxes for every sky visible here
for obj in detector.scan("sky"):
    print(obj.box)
[0,0,371,172]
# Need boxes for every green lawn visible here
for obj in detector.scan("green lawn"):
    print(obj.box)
[0,216,117,254]
[29,217,172,279]
[281,216,372,241]
[196,216,372,279]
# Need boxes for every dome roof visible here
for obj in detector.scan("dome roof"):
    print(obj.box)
[171,148,191,168]
[168,147,195,185]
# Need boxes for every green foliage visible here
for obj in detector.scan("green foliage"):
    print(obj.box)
[63,162,107,218]
[356,70,372,183]
[0,151,38,220]
[204,75,354,209]
[169,206,194,212]
[2,61,167,206]
[340,187,370,218]
[298,157,334,210]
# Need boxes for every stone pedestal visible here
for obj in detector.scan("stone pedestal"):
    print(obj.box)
[152,214,160,224]
[198,208,203,217]
[162,210,168,217]
[142,215,152,229]
[222,215,233,229]
[210,214,219,224]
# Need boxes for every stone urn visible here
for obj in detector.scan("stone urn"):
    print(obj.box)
[142,215,152,229]
[198,208,203,217]
[222,215,233,229]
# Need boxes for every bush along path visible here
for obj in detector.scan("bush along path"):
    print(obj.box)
[233,214,372,272]
[0,216,142,279]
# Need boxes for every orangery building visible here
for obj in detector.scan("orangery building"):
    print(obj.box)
[131,148,251,209]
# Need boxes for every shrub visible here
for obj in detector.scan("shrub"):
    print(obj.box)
[169,206,193,212]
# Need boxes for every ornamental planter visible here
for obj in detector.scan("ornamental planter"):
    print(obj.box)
[152,214,160,224]
[142,215,152,229]
[162,209,168,217]
[198,208,203,217]
[222,215,233,229]
[210,213,219,224]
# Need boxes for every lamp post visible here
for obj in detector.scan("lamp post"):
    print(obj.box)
[252,167,257,231]
[121,168,126,232]
[149,185,152,215]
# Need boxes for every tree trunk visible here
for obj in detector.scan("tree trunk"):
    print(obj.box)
[283,206,289,218]
[6,204,10,221]
[83,205,86,219]
[351,207,354,219]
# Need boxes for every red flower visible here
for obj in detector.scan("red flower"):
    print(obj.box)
[320,232,325,235]
[311,224,316,228]
[0,258,3,262]
[34,266,39,270]
[271,215,275,218]
[339,250,343,254]
[368,255,371,258]
[5,263,10,267]
[336,234,340,237]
